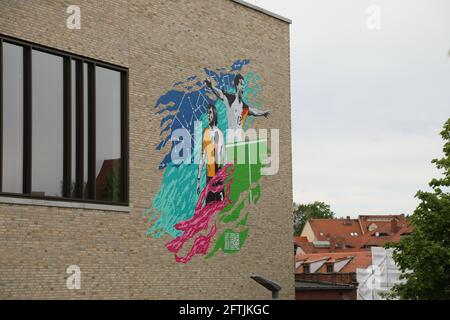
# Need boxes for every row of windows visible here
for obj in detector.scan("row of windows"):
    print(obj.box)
[0,35,128,205]
[302,264,334,273]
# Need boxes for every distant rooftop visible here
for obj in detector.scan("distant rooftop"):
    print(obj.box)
[230,0,292,24]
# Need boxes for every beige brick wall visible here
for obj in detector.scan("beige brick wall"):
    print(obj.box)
[0,0,293,299]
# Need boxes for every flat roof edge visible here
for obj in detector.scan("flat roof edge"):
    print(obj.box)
[230,0,292,24]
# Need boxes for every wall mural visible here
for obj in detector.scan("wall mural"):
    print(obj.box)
[144,60,273,264]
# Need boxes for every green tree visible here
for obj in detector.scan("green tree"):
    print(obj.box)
[387,118,450,300]
[293,201,335,236]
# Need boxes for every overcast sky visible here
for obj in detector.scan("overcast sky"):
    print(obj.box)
[252,0,450,217]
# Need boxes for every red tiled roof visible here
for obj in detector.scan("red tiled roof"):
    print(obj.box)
[358,214,406,234]
[294,236,308,244]
[296,239,370,254]
[307,215,410,240]
[305,256,330,264]
[295,251,372,274]
[296,214,412,254]
[309,218,362,241]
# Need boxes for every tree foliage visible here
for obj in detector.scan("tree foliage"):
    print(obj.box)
[293,201,335,236]
[387,118,450,300]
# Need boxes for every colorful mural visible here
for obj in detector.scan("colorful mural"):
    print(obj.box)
[144,60,272,263]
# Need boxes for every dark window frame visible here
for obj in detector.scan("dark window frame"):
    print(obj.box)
[326,264,333,273]
[0,38,3,191]
[303,264,310,274]
[0,34,129,206]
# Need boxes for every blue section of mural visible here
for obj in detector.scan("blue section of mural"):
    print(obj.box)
[155,60,251,170]
[155,89,210,170]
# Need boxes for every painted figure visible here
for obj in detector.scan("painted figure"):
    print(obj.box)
[205,74,271,133]
[197,105,226,203]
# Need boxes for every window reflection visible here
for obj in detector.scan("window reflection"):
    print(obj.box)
[0,37,127,204]
[95,66,122,202]
[31,50,63,197]
[2,43,23,193]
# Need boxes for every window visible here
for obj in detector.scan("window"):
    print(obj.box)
[303,264,310,274]
[326,264,333,273]
[1,43,23,193]
[31,50,64,197]
[95,66,123,202]
[0,35,128,205]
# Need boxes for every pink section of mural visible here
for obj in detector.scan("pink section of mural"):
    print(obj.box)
[165,164,234,263]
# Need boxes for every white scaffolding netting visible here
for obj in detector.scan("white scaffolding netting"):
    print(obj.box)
[356,247,404,300]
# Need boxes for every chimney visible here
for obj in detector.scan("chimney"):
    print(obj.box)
[391,219,400,234]
[343,216,352,226]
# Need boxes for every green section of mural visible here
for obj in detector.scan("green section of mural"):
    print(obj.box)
[206,140,267,258]
[206,228,249,256]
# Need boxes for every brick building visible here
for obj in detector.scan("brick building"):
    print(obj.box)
[0,0,293,299]
[295,273,358,300]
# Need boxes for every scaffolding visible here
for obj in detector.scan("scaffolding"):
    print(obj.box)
[356,247,404,300]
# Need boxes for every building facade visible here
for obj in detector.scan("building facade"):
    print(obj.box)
[0,0,293,299]
[295,273,358,300]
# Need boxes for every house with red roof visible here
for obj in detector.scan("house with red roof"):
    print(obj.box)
[295,250,372,300]
[296,214,412,254]
[294,214,412,300]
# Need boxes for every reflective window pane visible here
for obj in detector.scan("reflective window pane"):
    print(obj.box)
[95,66,122,202]
[31,50,63,197]
[2,43,23,193]
[1,38,127,203]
